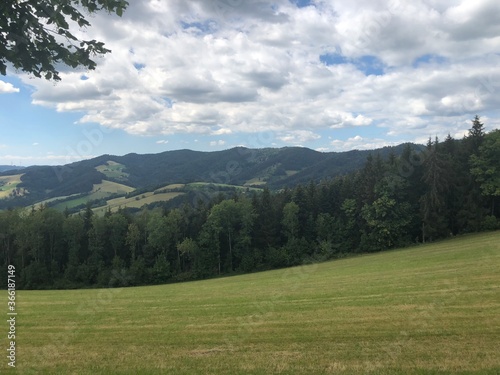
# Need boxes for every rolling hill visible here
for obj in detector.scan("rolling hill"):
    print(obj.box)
[0,143,422,210]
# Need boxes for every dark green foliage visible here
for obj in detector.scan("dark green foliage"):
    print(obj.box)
[470,129,500,215]
[361,195,412,251]
[1,0,128,80]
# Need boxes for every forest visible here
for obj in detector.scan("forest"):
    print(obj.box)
[1,117,499,289]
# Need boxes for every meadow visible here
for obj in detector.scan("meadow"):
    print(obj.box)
[47,180,135,211]
[0,174,24,199]
[95,161,130,181]
[7,231,500,374]
[91,191,184,215]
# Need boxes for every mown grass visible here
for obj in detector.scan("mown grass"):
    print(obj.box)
[7,231,500,374]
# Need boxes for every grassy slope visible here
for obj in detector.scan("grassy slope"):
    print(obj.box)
[50,180,135,211]
[95,161,130,181]
[187,182,262,192]
[0,174,24,198]
[92,192,184,215]
[10,231,500,374]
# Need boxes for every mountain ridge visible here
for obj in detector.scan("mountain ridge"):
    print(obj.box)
[0,165,25,173]
[0,143,423,210]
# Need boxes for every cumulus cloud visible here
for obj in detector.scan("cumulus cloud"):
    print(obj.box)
[0,81,19,94]
[209,139,226,147]
[16,0,500,146]
[330,135,402,152]
[278,130,321,144]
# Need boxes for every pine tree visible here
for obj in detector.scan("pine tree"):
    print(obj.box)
[420,138,451,241]
[465,115,485,154]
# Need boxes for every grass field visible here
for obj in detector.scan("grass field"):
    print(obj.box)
[31,194,81,210]
[155,184,186,191]
[92,191,184,215]
[244,177,267,186]
[51,180,135,211]
[95,161,129,181]
[187,182,262,192]
[0,174,24,199]
[8,231,500,374]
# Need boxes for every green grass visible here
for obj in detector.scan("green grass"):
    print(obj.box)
[187,182,262,192]
[155,183,186,191]
[52,180,135,211]
[96,161,130,181]
[7,231,500,374]
[91,191,184,215]
[244,177,267,186]
[31,194,80,210]
[0,174,24,198]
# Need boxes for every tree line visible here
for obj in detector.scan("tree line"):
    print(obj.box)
[1,117,499,289]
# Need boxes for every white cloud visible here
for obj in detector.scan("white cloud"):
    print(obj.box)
[209,139,226,147]
[156,140,169,144]
[330,135,402,152]
[315,147,330,152]
[278,130,321,144]
[15,0,500,146]
[0,81,19,94]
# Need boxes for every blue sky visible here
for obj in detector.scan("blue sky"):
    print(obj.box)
[1,0,500,166]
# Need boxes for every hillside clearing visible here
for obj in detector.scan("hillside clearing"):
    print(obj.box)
[50,180,135,211]
[0,174,24,199]
[11,231,500,374]
[92,191,184,215]
[187,182,262,192]
[96,161,129,181]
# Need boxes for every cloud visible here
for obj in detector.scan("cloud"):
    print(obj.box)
[156,140,169,144]
[315,147,330,152]
[15,0,500,145]
[209,140,226,147]
[330,135,402,152]
[278,130,321,144]
[32,142,39,146]
[0,81,19,94]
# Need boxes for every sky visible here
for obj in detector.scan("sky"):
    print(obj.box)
[1,0,500,166]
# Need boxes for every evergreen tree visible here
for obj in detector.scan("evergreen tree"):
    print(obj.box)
[420,138,451,241]
[470,129,500,216]
[465,115,486,154]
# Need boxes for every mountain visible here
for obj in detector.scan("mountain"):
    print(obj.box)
[0,144,422,210]
[0,165,25,173]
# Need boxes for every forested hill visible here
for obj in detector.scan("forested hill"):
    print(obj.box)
[0,165,24,173]
[0,120,499,290]
[0,143,416,209]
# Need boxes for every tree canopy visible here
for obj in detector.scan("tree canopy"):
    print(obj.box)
[0,0,128,80]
